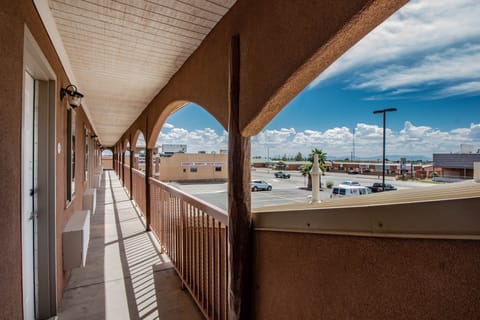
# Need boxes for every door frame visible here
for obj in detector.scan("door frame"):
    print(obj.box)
[23,26,57,319]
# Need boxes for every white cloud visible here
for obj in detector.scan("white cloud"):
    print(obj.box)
[154,121,480,158]
[251,122,480,158]
[156,127,228,152]
[436,81,480,98]
[308,0,480,98]
[163,122,174,129]
[255,128,296,145]
[350,44,480,93]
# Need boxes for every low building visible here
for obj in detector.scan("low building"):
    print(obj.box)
[433,153,480,180]
[154,153,228,182]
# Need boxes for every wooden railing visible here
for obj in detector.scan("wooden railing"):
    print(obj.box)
[132,168,147,216]
[149,177,229,320]
[123,164,131,195]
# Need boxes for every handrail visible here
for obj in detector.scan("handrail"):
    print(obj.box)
[254,183,480,240]
[132,167,145,176]
[149,177,229,319]
[131,168,147,216]
[149,177,228,225]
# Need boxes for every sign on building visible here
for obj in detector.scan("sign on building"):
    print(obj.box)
[181,162,224,167]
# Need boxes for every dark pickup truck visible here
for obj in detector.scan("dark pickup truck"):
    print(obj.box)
[274,171,291,179]
[369,182,397,192]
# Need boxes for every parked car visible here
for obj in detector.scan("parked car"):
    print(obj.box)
[339,181,361,187]
[368,182,397,192]
[274,171,290,179]
[330,185,370,199]
[347,168,359,174]
[251,180,272,191]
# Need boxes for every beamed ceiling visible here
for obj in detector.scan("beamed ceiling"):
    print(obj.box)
[47,0,237,146]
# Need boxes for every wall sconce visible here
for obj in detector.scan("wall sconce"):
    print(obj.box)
[60,84,84,108]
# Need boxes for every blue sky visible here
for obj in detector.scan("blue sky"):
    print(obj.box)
[156,0,480,159]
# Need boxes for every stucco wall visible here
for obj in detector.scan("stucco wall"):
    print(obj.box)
[116,0,406,148]
[254,231,480,319]
[0,1,98,316]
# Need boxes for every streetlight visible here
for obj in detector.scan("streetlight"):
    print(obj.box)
[373,107,397,191]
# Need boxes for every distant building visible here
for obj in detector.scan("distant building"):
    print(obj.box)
[154,153,227,182]
[162,144,187,154]
[250,158,309,170]
[433,153,480,180]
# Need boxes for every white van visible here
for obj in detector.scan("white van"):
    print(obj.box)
[330,185,370,199]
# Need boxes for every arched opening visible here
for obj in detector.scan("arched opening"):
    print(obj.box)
[250,0,480,206]
[101,149,113,170]
[132,131,146,171]
[151,102,229,208]
[124,140,131,167]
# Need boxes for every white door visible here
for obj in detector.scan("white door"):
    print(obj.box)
[22,71,38,320]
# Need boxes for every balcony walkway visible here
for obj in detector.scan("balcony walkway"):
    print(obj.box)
[59,171,203,320]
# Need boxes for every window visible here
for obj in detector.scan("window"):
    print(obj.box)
[66,108,76,202]
[215,166,222,172]
[190,167,197,173]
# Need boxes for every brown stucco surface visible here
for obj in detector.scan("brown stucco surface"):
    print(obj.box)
[0,3,25,318]
[0,0,98,316]
[2,0,409,317]
[119,0,406,148]
[254,231,480,319]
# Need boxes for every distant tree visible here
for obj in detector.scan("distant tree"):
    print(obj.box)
[301,148,327,189]
[295,152,303,161]
[281,154,288,161]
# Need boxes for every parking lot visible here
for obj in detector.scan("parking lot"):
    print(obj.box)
[169,168,438,211]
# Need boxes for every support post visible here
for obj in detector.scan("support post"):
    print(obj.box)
[228,34,252,320]
[310,154,321,204]
[121,149,125,187]
[129,134,133,200]
[129,150,134,199]
[145,148,152,231]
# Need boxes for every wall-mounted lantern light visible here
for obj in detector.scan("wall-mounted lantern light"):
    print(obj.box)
[60,84,84,108]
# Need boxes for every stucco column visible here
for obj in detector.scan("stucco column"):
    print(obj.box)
[310,154,321,203]
[474,162,480,183]
[228,34,252,320]
[129,148,134,200]
[121,150,125,187]
[145,148,153,231]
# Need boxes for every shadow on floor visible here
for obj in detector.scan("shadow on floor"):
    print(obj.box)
[59,171,202,320]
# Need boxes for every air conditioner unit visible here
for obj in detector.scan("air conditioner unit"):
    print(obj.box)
[83,188,96,215]
[63,210,90,271]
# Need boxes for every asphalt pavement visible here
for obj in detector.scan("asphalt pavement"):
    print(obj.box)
[169,168,438,211]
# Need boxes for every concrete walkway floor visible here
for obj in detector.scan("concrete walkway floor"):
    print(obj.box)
[59,171,203,320]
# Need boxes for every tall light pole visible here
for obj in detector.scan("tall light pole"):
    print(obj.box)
[373,108,397,191]
[352,126,356,161]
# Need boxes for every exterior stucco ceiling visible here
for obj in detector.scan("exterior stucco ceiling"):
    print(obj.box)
[48,0,236,146]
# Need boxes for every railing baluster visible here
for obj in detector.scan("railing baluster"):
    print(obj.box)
[148,177,228,320]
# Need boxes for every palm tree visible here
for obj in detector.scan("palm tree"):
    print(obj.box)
[301,148,327,189]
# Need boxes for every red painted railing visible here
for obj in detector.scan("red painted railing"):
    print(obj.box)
[149,177,229,320]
